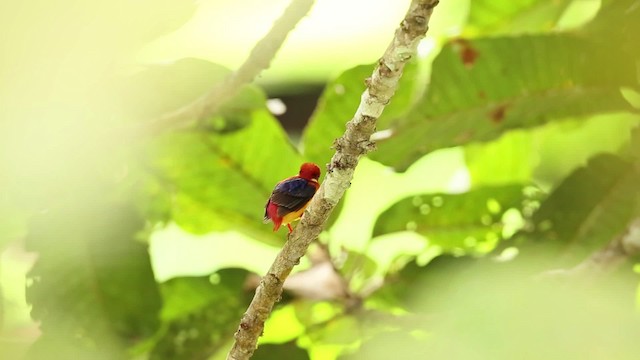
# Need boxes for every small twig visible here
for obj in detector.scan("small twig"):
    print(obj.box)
[142,0,315,135]
[226,1,440,359]
[539,217,640,278]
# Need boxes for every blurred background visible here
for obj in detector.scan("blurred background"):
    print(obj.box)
[1,0,640,359]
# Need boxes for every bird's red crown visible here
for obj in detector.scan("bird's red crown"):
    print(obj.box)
[299,162,321,181]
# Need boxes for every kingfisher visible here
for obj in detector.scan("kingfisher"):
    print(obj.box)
[264,163,321,233]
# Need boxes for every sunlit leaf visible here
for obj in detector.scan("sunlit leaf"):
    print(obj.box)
[260,304,306,344]
[464,131,535,187]
[465,114,640,187]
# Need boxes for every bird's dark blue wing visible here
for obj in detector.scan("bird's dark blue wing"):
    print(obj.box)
[269,178,317,217]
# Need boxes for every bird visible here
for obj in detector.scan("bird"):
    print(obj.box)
[264,162,321,233]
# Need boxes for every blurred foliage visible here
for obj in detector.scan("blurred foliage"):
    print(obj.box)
[347,255,640,360]
[2,0,640,359]
[515,154,640,265]
[372,185,532,253]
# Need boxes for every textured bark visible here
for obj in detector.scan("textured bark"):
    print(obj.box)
[226,1,440,359]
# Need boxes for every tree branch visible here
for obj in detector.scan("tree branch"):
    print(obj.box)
[539,217,640,278]
[226,1,440,359]
[145,0,315,134]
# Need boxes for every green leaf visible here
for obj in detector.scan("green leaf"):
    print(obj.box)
[260,304,306,344]
[148,269,251,360]
[373,185,530,253]
[525,154,640,257]
[142,109,303,243]
[466,0,573,35]
[464,130,535,187]
[302,62,420,166]
[25,201,161,358]
[371,33,638,170]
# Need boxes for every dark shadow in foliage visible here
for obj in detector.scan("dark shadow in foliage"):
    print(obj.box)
[253,341,310,360]
[25,201,161,359]
[149,268,252,360]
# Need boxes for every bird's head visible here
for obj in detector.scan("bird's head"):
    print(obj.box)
[299,162,321,181]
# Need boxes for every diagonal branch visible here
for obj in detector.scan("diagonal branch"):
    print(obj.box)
[226,1,440,359]
[539,216,640,278]
[145,0,315,135]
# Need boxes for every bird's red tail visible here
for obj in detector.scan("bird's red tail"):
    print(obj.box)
[266,201,282,231]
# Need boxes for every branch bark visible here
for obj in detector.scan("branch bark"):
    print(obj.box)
[144,0,315,135]
[226,1,440,359]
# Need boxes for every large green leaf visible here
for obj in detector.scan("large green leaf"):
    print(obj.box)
[371,32,638,170]
[302,62,420,166]
[523,154,640,257]
[142,109,303,242]
[147,269,251,360]
[25,201,161,358]
[373,185,530,253]
[465,114,640,188]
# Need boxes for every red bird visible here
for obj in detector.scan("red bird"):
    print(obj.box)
[264,163,321,233]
